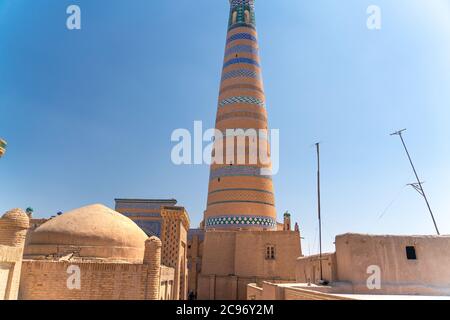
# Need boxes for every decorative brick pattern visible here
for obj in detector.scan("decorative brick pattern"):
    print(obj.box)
[216,111,267,123]
[209,188,274,195]
[207,188,275,206]
[115,199,177,210]
[160,207,190,300]
[230,0,255,9]
[134,220,162,237]
[219,96,265,108]
[225,45,258,57]
[19,261,173,300]
[227,33,257,44]
[223,57,259,69]
[221,69,261,81]
[205,215,276,229]
[220,83,263,95]
[208,200,274,207]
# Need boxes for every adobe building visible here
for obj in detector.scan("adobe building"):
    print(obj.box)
[115,199,190,300]
[197,229,302,300]
[0,209,29,300]
[19,204,185,300]
[188,214,302,300]
[248,233,450,300]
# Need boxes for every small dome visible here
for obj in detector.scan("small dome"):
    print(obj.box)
[2,208,30,228]
[25,204,148,263]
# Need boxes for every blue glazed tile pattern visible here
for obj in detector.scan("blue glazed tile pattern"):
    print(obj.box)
[134,220,162,237]
[227,33,257,44]
[219,96,265,108]
[225,45,258,57]
[206,215,276,229]
[221,69,261,81]
[223,57,259,69]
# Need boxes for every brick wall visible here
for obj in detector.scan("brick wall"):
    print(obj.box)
[201,230,301,279]
[198,230,302,300]
[19,260,175,300]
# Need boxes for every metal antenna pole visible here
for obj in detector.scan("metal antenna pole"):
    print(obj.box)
[316,142,323,281]
[391,129,440,235]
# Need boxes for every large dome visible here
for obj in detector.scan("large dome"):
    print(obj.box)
[25,204,148,263]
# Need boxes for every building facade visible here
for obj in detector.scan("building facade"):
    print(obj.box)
[115,199,190,300]
[198,230,301,300]
[249,233,450,299]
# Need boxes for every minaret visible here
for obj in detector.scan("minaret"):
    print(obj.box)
[204,0,276,231]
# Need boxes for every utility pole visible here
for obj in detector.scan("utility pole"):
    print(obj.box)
[315,142,323,282]
[391,129,440,235]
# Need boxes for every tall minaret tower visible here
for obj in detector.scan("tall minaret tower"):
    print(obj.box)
[204,0,276,231]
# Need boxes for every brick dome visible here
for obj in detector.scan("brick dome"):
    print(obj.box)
[25,204,148,263]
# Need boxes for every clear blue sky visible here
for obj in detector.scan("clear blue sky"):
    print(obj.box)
[1,0,449,253]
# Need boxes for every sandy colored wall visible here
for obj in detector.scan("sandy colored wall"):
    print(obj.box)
[296,253,337,284]
[283,287,352,300]
[187,232,203,294]
[198,274,294,300]
[235,231,301,279]
[160,265,175,300]
[201,231,236,276]
[197,274,236,300]
[202,230,301,279]
[0,247,24,300]
[198,230,301,300]
[178,225,188,299]
[247,282,353,300]
[19,261,174,300]
[335,234,450,295]
[247,283,263,300]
